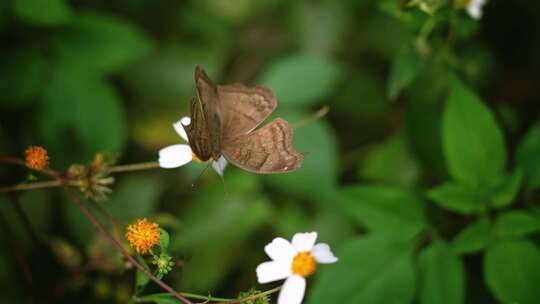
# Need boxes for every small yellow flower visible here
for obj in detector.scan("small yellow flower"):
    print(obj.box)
[24,146,49,170]
[125,218,160,254]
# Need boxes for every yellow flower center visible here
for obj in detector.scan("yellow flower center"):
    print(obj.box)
[191,152,205,164]
[291,252,317,277]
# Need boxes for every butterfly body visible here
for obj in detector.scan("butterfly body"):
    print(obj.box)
[184,66,304,174]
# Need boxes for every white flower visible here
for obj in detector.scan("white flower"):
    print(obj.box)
[467,0,487,19]
[256,232,338,304]
[158,116,227,176]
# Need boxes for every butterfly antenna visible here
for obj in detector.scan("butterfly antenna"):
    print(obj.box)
[292,105,329,129]
[191,162,212,189]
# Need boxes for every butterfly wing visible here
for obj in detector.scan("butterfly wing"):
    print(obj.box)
[184,66,222,161]
[222,118,304,173]
[218,84,277,139]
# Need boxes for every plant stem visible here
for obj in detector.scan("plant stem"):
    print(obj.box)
[107,161,160,174]
[133,286,281,304]
[134,292,235,303]
[0,156,60,178]
[216,286,281,304]
[63,186,192,304]
[0,180,63,193]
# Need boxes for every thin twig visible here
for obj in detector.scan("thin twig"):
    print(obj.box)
[0,156,60,178]
[107,161,160,174]
[62,186,192,304]
[0,180,63,193]
[9,193,42,246]
[0,208,35,293]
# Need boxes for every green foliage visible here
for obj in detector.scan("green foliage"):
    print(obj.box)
[428,182,487,214]
[418,241,464,304]
[1,0,539,303]
[442,78,507,187]
[13,0,71,26]
[360,133,420,186]
[0,49,47,105]
[387,44,426,100]
[40,68,127,162]
[258,54,344,107]
[484,240,540,304]
[339,185,426,240]
[517,121,540,190]
[309,235,416,304]
[50,12,152,76]
[452,217,491,255]
[493,211,540,239]
[159,229,170,253]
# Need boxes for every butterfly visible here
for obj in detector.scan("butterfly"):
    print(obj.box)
[158,66,304,175]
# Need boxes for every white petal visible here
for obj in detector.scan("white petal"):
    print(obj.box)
[173,116,191,142]
[467,0,486,19]
[277,275,306,304]
[158,144,192,168]
[292,232,317,252]
[211,156,228,176]
[265,237,297,262]
[311,243,338,264]
[256,261,291,284]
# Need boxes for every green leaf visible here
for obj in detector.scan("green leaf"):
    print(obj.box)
[452,217,491,254]
[265,116,338,203]
[13,0,71,26]
[484,239,540,304]
[493,211,540,239]
[159,229,170,253]
[135,256,150,294]
[50,12,152,76]
[443,78,507,186]
[258,53,343,107]
[40,68,127,162]
[405,99,446,177]
[387,44,426,100]
[122,44,226,106]
[308,235,416,304]
[517,121,540,190]
[418,241,465,304]
[0,50,47,106]
[489,169,523,208]
[292,0,347,56]
[339,186,426,240]
[360,133,420,187]
[428,182,487,214]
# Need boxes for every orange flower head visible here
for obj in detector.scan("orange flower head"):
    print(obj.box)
[126,218,160,254]
[25,146,49,170]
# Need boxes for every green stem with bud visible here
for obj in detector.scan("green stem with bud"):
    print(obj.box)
[133,286,281,304]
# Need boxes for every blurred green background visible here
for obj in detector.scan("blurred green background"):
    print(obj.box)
[1,0,540,303]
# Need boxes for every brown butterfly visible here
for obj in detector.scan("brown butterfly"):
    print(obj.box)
[165,65,304,174]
